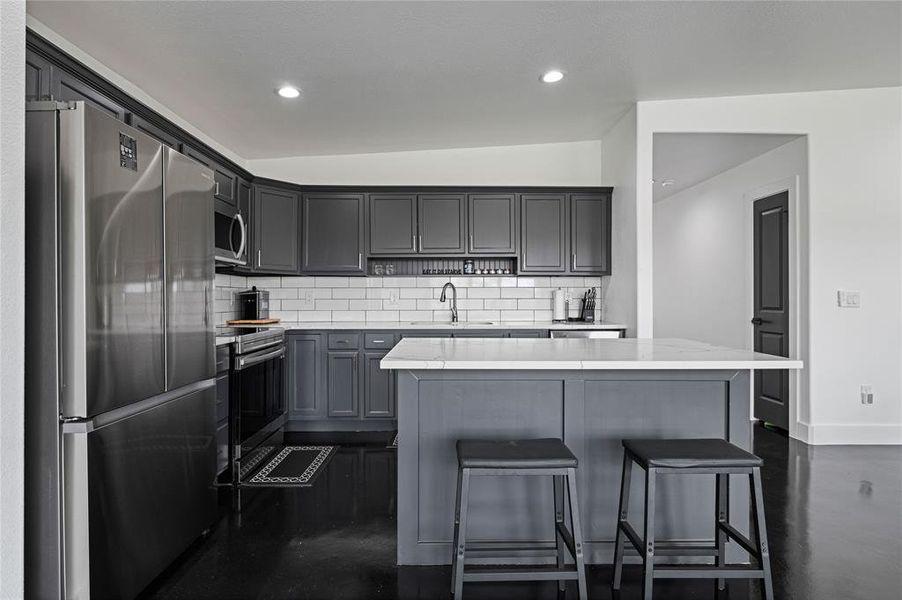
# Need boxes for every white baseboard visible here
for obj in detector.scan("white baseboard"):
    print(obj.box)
[797,422,902,445]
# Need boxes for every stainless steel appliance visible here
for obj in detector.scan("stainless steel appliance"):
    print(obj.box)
[215,202,247,265]
[237,286,270,321]
[25,101,217,600]
[550,329,625,339]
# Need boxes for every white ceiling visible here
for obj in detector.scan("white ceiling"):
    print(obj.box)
[652,133,802,202]
[27,1,901,160]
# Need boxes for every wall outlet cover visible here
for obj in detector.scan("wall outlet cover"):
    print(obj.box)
[837,290,861,308]
[860,384,874,405]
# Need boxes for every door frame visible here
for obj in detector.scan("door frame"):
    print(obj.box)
[744,176,805,441]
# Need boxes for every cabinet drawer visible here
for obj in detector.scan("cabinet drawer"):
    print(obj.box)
[364,333,396,349]
[328,332,360,350]
[216,346,230,373]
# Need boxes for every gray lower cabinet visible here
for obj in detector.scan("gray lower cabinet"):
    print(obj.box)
[468,194,518,254]
[327,351,360,417]
[418,194,466,254]
[287,334,325,419]
[302,193,365,273]
[363,351,395,418]
[570,193,611,274]
[253,185,300,273]
[215,346,230,477]
[520,193,568,273]
[370,194,418,255]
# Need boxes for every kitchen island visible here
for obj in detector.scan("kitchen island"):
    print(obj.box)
[381,337,802,565]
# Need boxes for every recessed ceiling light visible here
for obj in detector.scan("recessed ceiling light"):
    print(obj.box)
[541,70,565,84]
[277,85,301,99]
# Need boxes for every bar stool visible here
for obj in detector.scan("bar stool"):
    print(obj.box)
[611,438,774,600]
[451,438,588,599]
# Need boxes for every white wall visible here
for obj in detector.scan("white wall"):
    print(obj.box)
[247,140,602,186]
[600,108,638,336]
[0,2,26,597]
[636,87,902,444]
[654,137,807,350]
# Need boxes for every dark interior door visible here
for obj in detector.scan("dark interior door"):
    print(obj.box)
[753,191,790,430]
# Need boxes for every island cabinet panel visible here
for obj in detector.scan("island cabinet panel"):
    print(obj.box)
[302,193,366,273]
[253,185,300,273]
[570,193,611,274]
[363,351,395,418]
[519,194,568,273]
[370,194,418,255]
[327,351,360,417]
[468,194,518,254]
[417,194,466,254]
[287,334,325,419]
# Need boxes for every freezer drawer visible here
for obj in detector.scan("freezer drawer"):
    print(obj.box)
[63,382,216,600]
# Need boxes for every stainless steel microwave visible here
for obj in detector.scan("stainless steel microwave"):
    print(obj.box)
[215,206,247,266]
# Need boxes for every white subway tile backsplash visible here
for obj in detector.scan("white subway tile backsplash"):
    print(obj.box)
[457,299,485,310]
[316,299,350,311]
[301,311,334,322]
[417,277,450,288]
[349,299,383,310]
[281,277,315,288]
[500,310,535,321]
[281,298,316,311]
[484,299,518,310]
[366,310,400,322]
[500,288,533,299]
[332,288,366,299]
[518,298,553,310]
[468,288,501,299]
[399,310,433,322]
[249,276,282,288]
[331,311,366,322]
[382,277,417,288]
[467,310,501,321]
[400,288,432,299]
[416,298,446,311]
[269,288,299,300]
[316,276,348,288]
[384,298,417,310]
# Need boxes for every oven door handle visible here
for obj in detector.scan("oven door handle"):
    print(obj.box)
[234,345,285,371]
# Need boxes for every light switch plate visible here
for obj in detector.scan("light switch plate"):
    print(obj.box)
[837,290,861,308]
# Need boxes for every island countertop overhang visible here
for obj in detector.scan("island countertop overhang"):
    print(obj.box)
[380,337,804,371]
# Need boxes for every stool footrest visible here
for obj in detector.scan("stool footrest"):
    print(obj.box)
[717,521,759,558]
[653,566,765,580]
[463,566,580,583]
[464,541,559,559]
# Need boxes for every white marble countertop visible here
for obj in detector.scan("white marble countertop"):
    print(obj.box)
[269,320,628,331]
[380,337,804,370]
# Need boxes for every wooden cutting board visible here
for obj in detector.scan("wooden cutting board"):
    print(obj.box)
[226,319,281,325]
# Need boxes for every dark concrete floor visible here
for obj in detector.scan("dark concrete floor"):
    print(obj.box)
[140,425,902,600]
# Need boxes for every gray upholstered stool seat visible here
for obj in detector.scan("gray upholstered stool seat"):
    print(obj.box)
[622,438,763,469]
[451,437,587,599]
[456,438,578,469]
[612,437,774,600]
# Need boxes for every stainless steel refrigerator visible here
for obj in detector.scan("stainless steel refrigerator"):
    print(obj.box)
[25,101,217,600]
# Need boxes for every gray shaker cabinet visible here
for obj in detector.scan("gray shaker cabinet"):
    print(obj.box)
[519,193,568,273]
[363,351,395,418]
[253,185,300,273]
[327,351,360,417]
[25,49,53,101]
[369,194,418,255]
[417,194,466,254]
[287,334,325,419]
[302,193,366,273]
[570,193,612,274]
[468,194,518,255]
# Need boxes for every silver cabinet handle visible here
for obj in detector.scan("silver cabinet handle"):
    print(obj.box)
[571,253,576,270]
[372,339,385,343]
[469,234,474,251]
[412,235,416,251]
[257,249,262,267]
[358,253,362,269]
[214,181,220,196]
[235,346,285,371]
[418,235,422,252]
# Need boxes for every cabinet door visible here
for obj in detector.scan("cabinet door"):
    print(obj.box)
[287,334,325,419]
[180,144,212,168]
[369,194,417,255]
[508,330,547,338]
[53,70,128,121]
[213,165,236,209]
[253,185,300,273]
[520,194,567,273]
[418,194,466,254]
[302,193,365,273]
[25,50,53,101]
[570,193,611,274]
[327,351,359,417]
[468,194,517,254]
[363,351,394,418]
[129,114,179,148]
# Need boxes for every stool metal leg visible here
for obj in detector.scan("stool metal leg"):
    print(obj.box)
[715,473,727,591]
[452,468,471,598]
[612,453,632,590]
[642,467,657,600]
[566,468,588,600]
[450,468,463,594]
[552,474,566,592]
[750,467,774,600]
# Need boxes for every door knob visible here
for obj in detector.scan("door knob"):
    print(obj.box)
[750,317,764,325]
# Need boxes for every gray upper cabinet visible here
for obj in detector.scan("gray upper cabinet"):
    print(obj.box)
[302,193,365,273]
[520,193,568,273]
[287,334,325,419]
[25,50,53,101]
[369,194,418,255]
[253,185,300,273]
[53,69,128,121]
[418,194,466,254]
[363,351,395,418]
[327,351,359,417]
[213,166,236,209]
[180,144,212,168]
[128,115,179,149]
[569,193,611,274]
[468,194,518,254]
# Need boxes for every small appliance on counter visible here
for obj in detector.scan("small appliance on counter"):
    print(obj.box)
[237,286,270,321]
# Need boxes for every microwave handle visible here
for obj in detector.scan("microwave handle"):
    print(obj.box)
[230,212,247,259]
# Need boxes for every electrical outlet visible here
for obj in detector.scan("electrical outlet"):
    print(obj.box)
[860,384,874,405]
[838,290,861,308]
[304,291,315,303]
[389,291,398,303]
